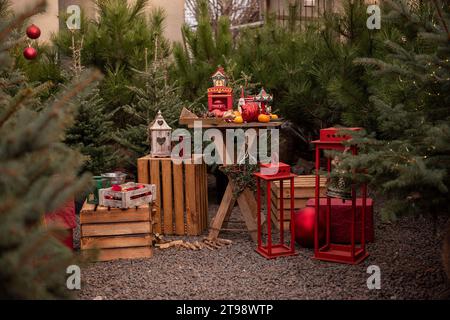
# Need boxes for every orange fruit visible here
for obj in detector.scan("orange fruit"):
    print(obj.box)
[270,114,279,120]
[233,116,244,124]
[258,114,271,123]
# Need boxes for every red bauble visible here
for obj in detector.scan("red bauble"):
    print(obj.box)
[241,102,259,122]
[26,24,41,39]
[294,207,325,248]
[111,184,122,191]
[23,47,38,60]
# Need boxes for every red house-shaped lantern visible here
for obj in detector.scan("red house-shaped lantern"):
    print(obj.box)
[207,67,233,112]
[312,127,369,264]
[254,162,297,259]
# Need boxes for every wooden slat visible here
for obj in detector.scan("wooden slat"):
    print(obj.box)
[271,206,294,221]
[208,182,236,240]
[271,186,326,198]
[161,160,173,235]
[150,159,161,233]
[271,214,291,231]
[137,157,150,184]
[173,163,184,235]
[202,163,208,230]
[95,247,153,262]
[81,222,151,237]
[81,235,152,249]
[236,188,258,242]
[185,163,198,235]
[271,197,310,211]
[80,208,150,224]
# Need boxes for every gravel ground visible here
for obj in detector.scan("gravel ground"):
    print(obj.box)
[75,178,450,300]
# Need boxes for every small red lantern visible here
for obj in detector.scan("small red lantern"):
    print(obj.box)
[26,24,41,39]
[23,46,38,60]
[312,127,369,264]
[254,162,297,259]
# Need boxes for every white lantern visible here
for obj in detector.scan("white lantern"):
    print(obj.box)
[149,110,172,157]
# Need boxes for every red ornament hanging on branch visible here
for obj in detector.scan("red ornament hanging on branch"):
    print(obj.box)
[26,24,41,39]
[23,46,38,60]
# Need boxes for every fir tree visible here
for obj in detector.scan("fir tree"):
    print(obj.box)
[340,0,450,221]
[172,0,233,108]
[54,0,170,128]
[0,0,101,299]
[65,88,117,175]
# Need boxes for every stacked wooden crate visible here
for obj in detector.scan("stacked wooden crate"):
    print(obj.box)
[80,202,154,261]
[270,175,326,230]
[137,155,208,236]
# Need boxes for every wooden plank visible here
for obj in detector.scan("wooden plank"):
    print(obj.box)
[161,160,173,235]
[208,181,236,240]
[185,163,199,235]
[271,214,291,231]
[203,163,209,230]
[95,247,153,262]
[271,197,310,211]
[80,208,150,224]
[237,188,258,242]
[150,159,161,233]
[81,222,151,237]
[81,235,152,249]
[271,186,326,199]
[137,158,150,184]
[271,205,295,221]
[172,163,185,235]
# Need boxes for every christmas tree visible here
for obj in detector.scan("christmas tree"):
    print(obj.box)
[172,0,233,107]
[0,0,101,299]
[65,88,117,175]
[340,0,449,221]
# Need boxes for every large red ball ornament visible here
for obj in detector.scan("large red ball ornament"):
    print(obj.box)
[294,207,325,248]
[241,102,259,122]
[23,47,38,60]
[26,24,41,39]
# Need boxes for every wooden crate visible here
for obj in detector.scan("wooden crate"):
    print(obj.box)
[137,155,208,236]
[80,202,154,262]
[270,175,326,229]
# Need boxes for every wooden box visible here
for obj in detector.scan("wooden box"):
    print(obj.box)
[80,202,154,262]
[137,155,208,236]
[270,175,326,230]
[99,183,156,209]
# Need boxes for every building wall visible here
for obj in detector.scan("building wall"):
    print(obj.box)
[10,0,185,43]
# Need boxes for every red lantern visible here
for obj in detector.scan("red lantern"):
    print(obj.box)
[26,24,41,39]
[241,102,259,122]
[254,162,298,259]
[23,46,38,60]
[312,127,369,264]
[294,207,325,248]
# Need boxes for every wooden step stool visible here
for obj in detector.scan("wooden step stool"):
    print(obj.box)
[80,202,155,261]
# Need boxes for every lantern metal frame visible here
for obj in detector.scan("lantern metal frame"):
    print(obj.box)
[312,131,369,265]
[254,169,298,259]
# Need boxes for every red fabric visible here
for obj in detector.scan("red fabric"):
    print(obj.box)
[45,199,76,229]
[45,199,75,250]
[306,198,374,244]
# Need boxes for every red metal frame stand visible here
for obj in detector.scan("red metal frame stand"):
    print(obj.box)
[254,163,298,259]
[312,128,369,265]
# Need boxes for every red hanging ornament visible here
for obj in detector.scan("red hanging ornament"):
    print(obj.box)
[23,46,38,60]
[26,24,41,39]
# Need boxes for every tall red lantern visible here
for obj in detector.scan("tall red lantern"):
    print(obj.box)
[312,127,369,264]
[254,162,297,259]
